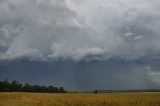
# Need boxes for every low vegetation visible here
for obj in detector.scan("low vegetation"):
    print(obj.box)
[0,92,160,106]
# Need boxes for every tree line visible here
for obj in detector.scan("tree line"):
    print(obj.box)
[0,79,66,93]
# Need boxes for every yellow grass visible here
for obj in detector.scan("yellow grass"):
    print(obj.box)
[0,92,160,106]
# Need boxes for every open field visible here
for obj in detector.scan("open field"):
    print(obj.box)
[0,92,160,106]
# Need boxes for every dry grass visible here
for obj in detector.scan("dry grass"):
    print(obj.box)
[0,92,160,106]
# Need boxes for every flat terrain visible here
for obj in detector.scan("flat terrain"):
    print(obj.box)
[0,92,160,106]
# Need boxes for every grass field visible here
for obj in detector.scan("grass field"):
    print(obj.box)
[0,92,160,106]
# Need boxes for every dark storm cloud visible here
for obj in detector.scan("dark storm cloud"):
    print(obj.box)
[0,60,77,89]
[0,59,160,90]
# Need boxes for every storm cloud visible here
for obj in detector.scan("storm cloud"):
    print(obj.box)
[0,0,160,61]
[0,0,160,90]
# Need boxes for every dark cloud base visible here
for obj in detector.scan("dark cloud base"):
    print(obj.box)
[0,59,159,90]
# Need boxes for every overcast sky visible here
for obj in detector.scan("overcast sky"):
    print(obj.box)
[0,0,160,90]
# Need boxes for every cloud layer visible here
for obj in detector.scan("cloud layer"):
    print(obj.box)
[1,59,160,90]
[0,0,160,61]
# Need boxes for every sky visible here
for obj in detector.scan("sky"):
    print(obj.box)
[0,0,160,90]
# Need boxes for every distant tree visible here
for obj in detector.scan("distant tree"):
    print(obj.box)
[23,83,32,92]
[59,87,65,93]
[10,80,20,92]
[0,80,67,93]
[94,90,98,94]
[0,79,10,92]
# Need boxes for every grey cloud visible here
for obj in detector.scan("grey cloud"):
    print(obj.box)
[0,0,160,61]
